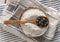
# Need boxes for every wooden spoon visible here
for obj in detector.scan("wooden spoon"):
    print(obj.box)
[4,16,49,28]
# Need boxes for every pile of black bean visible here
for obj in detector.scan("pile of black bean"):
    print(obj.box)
[36,16,49,28]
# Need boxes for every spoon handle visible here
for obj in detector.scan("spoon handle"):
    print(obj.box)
[4,20,26,24]
[4,20,36,24]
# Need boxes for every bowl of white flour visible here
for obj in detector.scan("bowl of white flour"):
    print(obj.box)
[20,7,49,37]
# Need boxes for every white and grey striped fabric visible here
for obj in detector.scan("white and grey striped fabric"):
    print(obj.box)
[0,0,60,42]
[40,0,60,11]
[0,29,27,42]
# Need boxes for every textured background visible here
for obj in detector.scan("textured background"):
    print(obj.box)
[0,0,60,42]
